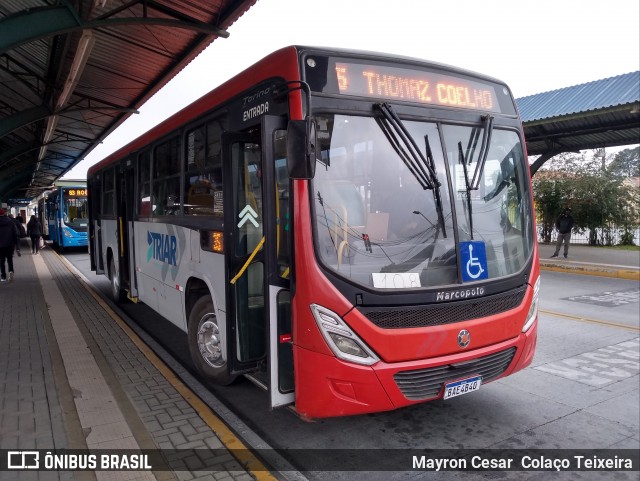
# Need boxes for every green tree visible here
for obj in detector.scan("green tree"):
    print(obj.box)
[533,150,638,246]
[616,182,640,245]
[571,162,620,245]
[608,147,639,178]
[532,173,570,242]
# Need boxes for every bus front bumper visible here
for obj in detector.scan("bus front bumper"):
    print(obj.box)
[294,320,537,419]
[64,236,88,247]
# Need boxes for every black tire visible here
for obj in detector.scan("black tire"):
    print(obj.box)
[188,295,235,385]
[109,256,126,303]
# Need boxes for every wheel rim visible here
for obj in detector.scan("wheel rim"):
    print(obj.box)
[197,314,223,367]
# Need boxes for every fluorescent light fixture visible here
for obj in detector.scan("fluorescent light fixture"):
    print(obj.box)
[39,30,95,162]
[56,30,95,110]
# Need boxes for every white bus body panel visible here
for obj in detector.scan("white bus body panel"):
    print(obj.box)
[130,221,228,352]
[96,216,232,365]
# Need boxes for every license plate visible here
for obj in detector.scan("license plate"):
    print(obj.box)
[443,375,482,399]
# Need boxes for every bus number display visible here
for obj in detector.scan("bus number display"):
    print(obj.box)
[335,62,500,112]
[64,188,88,197]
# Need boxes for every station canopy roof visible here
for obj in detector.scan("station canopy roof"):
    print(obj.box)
[517,71,640,158]
[0,0,257,203]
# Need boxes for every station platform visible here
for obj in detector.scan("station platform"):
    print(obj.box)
[0,239,268,481]
[0,239,638,481]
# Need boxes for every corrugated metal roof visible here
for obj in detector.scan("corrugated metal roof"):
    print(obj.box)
[517,71,640,122]
[517,72,640,161]
[0,0,258,203]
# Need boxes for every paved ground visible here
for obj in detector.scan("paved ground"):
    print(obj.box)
[0,240,257,481]
[1,239,637,481]
[538,243,640,267]
[538,243,639,280]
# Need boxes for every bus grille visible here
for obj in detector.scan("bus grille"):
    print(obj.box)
[359,286,526,329]
[393,347,517,400]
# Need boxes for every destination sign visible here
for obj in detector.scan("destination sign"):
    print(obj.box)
[63,188,87,197]
[334,62,501,112]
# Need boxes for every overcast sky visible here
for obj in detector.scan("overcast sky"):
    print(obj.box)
[63,0,639,179]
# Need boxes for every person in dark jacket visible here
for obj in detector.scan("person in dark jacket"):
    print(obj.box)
[10,214,23,256]
[551,207,574,258]
[27,215,43,254]
[0,208,19,282]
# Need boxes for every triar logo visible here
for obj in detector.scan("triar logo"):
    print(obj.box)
[147,231,177,266]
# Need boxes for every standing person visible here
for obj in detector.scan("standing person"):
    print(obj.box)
[27,215,43,255]
[0,208,19,282]
[12,214,25,256]
[551,207,574,258]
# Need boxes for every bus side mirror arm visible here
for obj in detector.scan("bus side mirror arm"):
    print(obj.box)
[287,118,317,179]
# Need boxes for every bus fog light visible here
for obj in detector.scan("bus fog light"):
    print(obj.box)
[328,332,368,358]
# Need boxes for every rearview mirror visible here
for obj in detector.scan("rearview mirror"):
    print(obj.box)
[287,119,317,179]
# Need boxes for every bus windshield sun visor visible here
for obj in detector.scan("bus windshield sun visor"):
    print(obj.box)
[374,103,446,237]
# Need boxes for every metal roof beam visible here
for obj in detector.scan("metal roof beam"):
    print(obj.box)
[529,151,562,177]
[0,141,40,169]
[0,170,31,202]
[0,6,81,54]
[0,4,229,55]
[0,105,51,138]
[0,105,136,141]
[525,120,640,143]
[0,136,100,170]
[0,54,46,97]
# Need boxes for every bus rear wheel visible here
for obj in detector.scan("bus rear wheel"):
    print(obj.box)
[109,257,126,303]
[188,295,235,385]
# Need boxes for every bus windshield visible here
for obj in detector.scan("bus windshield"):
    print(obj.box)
[63,196,89,231]
[312,113,533,289]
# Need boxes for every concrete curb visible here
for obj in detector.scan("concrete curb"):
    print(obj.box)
[539,262,640,281]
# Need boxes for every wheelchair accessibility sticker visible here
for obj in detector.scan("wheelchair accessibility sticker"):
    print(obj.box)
[460,241,488,282]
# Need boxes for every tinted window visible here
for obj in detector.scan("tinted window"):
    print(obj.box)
[184,117,226,217]
[102,168,115,215]
[153,137,181,215]
[138,151,151,216]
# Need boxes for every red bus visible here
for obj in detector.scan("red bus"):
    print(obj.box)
[88,46,539,419]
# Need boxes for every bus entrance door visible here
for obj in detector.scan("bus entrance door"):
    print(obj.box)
[224,116,294,409]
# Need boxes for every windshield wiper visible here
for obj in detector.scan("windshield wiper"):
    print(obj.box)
[457,114,495,239]
[374,103,434,190]
[374,102,446,237]
[423,133,447,237]
[470,114,494,190]
[458,141,474,239]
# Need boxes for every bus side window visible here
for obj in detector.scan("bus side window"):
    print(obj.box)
[138,150,152,217]
[103,168,115,215]
[184,116,226,217]
[153,137,181,216]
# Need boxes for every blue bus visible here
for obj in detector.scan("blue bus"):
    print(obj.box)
[46,186,89,248]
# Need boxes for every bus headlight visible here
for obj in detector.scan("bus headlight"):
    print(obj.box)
[522,277,540,332]
[63,228,73,238]
[310,304,379,366]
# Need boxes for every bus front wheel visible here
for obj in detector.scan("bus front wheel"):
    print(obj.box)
[188,295,235,385]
